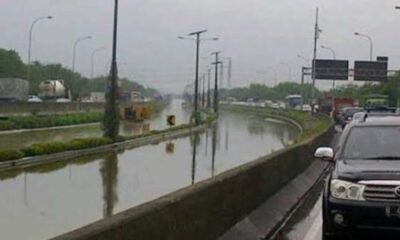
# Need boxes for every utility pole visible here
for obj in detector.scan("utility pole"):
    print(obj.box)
[220,61,224,89]
[311,8,321,111]
[212,51,222,114]
[227,58,232,89]
[201,73,206,107]
[103,0,120,141]
[207,68,211,109]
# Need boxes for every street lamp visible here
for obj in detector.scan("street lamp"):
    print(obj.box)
[354,32,373,61]
[91,47,106,78]
[321,45,337,106]
[103,0,120,141]
[178,30,218,124]
[27,16,53,81]
[72,35,92,73]
[321,45,336,59]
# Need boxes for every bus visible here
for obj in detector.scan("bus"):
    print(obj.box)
[285,94,302,109]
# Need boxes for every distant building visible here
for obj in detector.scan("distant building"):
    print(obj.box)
[0,78,29,102]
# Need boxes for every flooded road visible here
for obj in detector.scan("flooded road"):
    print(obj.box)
[0,109,299,240]
[0,99,191,150]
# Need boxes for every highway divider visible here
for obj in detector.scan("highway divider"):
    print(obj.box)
[52,105,334,240]
[0,112,217,171]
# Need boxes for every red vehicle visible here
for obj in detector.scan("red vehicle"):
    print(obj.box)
[332,98,355,122]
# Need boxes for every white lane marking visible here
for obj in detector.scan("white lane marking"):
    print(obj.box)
[303,207,322,240]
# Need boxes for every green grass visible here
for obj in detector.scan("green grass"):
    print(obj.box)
[0,112,218,162]
[0,112,103,131]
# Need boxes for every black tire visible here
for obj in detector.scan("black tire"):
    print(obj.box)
[322,216,341,240]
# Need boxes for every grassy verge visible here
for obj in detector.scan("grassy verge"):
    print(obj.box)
[0,112,103,131]
[0,113,217,162]
[221,105,332,144]
[0,101,169,131]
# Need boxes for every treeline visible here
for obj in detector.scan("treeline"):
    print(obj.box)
[222,82,320,102]
[333,75,400,106]
[223,74,400,106]
[0,48,158,98]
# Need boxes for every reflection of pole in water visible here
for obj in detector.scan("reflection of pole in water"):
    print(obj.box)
[211,125,217,177]
[24,173,29,206]
[225,120,229,152]
[190,134,199,185]
[100,152,119,218]
[205,130,209,157]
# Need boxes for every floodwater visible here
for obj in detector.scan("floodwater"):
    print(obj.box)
[0,109,300,240]
[0,99,191,150]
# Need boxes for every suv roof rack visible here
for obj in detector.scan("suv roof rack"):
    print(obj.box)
[364,106,397,113]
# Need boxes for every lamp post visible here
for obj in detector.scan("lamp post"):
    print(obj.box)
[27,16,53,81]
[212,51,222,114]
[103,0,119,141]
[91,47,106,78]
[354,32,373,61]
[321,45,337,112]
[178,31,218,124]
[72,35,92,73]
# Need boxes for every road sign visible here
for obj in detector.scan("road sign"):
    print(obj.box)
[167,115,176,126]
[354,61,388,81]
[377,56,388,62]
[314,59,349,80]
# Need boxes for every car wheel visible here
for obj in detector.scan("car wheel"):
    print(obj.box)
[322,218,342,240]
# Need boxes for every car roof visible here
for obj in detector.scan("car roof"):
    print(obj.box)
[351,113,400,126]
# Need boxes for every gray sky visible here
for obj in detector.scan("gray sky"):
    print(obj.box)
[1,0,400,93]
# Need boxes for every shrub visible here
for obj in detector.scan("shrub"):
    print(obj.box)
[22,142,69,156]
[0,150,25,162]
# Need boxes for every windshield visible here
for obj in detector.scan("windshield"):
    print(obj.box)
[342,126,400,160]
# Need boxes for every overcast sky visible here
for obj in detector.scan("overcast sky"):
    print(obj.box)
[1,0,400,93]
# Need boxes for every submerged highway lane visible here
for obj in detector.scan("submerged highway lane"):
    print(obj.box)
[0,99,191,150]
[0,107,299,240]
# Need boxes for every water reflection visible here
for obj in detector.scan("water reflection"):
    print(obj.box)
[211,124,217,177]
[0,110,300,240]
[190,133,200,185]
[0,99,190,150]
[100,152,119,218]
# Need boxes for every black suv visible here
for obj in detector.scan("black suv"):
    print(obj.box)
[315,113,400,239]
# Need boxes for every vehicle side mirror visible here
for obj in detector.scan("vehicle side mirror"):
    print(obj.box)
[314,147,334,162]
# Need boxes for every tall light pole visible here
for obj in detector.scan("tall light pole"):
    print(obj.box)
[311,8,321,112]
[72,35,92,73]
[27,16,53,81]
[178,31,218,124]
[321,45,337,111]
[212,51,222,114]
[354,32,373,61]
[91,47,106,78]
[207,67,212,108]
[103,0,119,141]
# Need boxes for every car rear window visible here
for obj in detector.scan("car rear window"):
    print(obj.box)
[342,126,400,160]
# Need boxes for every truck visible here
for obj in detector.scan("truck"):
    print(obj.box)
[0,78,29,102]
[285,94,302,109]
[364,94,389,107]
[332,97,355,122]
[38,80,71,100]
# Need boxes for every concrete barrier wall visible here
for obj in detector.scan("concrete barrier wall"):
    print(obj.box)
[53,124,334,240]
